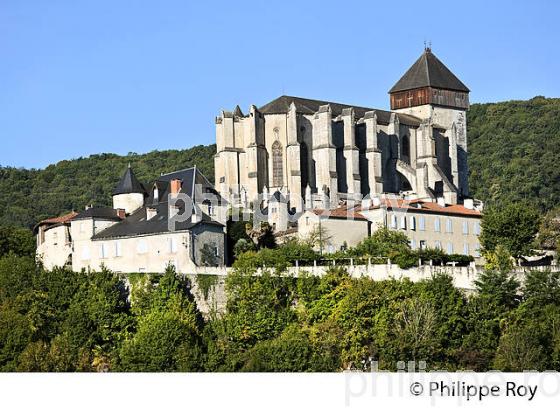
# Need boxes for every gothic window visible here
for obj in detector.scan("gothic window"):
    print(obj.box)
[300,141,309,189]
[272,140,283,187]
[401,134,410,164]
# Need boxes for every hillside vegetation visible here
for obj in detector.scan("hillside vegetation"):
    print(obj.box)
[1,96,560,228]
[0,145,215,227]
[468,96,560,210]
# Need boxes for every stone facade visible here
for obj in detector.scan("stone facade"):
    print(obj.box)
[215,48,471,212]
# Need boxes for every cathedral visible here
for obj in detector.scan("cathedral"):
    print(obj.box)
[214,48,470,211]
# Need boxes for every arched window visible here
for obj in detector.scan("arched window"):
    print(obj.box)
[272,140,283,187]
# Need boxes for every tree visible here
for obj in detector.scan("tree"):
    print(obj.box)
[200,243,219,267]
[233,238,256,257]
[118,266,203,371]
[393,297,438,362]
[353,226,410,258]
[305,223,333,254]
[523,269,560,306]
[536,207,560,250]
[242,326,316,372]
[0,226,35,258]
[60,269,131,370]
[480,203,541,258]
[474,269,520,310]
[483,244,514,274]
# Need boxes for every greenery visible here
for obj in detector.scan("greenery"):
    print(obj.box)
[468,96,560,211]
[1,223,558,373]
[0,144,215,228]
[480,203,541,258]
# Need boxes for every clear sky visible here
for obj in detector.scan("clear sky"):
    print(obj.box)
[1,0,558,169]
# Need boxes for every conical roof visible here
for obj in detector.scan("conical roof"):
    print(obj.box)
[389,48,469,93]
[113,165,147,195]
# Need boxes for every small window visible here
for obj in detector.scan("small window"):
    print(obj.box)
[100,243,108,259]
[463,243,470,255]
[410,239,416,249]
[435,240,442,249]
[446,218,453,233]
[447,242,453,254]
[136,240,148,254]
[419,240,427,250]
[400,216,407,230]
[115,241,122,257]
[434,218,441,232]
[138,267,146,273]
[473,222,481,235]
[462,221,469,235]
[419,216,425,231]
[168,237,178,254]
[410,216,416,231]
[390,214,398,229]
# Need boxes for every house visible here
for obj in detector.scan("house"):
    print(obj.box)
[35,166,227,273]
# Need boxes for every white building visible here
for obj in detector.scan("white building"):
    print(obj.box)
[35,166,227,273]
[298,197,482,259]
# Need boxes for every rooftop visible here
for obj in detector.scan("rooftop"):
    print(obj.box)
[257,95,422,127]
[389,48,469,93]
[358,198,482,217]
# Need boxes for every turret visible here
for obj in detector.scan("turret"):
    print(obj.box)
[112,165,146,214]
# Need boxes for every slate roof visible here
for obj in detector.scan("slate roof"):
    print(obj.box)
[73,207,124,221]
[91,202,223,240]
[389,49,469,93]
[145,167,225,206]
[94,167,225,239]
[113,165,147,195]
[258,95,421,127]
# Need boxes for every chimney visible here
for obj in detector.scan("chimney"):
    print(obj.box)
[153,186,159,203]
[146,207,157,220]
[170,179,182,195]
[464,198,474,210]
[116,208,126,219]
[437,197,446,207]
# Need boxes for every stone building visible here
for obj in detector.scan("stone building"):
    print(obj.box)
[214,48,470,210]
[35,166,227,273]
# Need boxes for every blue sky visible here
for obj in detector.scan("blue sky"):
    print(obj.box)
[1,0,558,169]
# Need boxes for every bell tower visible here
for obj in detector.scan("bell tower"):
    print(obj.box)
[389,47,470,198]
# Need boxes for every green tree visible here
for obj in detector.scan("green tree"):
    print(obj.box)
[480,203,540,258]
[353,226,410,258]
[523,269,560,307]
[118,266,203,371]
[0,226,35,258]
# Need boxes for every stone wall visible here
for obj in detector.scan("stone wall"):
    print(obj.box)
[179,264,560,316]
